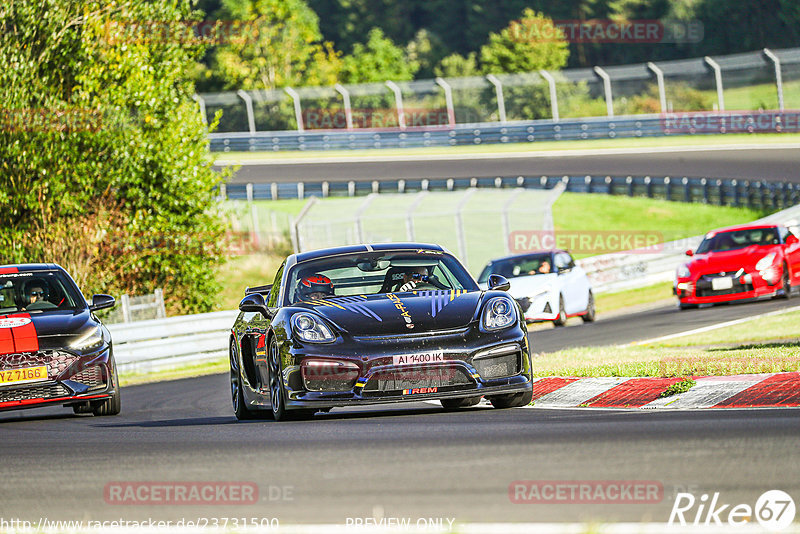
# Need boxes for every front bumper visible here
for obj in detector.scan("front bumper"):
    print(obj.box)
[0,347,116,412]
[676,267,782,305]
[259,325,532,410]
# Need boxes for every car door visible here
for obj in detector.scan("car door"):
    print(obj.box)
[555,252,588,314]
[782,226,800,283]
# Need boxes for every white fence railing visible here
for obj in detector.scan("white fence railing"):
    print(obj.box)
[109,310,238,373]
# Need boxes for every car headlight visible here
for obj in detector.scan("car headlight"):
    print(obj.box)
[481,297,517,331]
[676,264,691,279]
[755,253,777,272]
[70,326,104,351]
[291,313,335,343]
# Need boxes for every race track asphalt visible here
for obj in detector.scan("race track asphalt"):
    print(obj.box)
[220,146,800,184]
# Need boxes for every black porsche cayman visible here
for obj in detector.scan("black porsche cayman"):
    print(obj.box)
[229,243,533,421]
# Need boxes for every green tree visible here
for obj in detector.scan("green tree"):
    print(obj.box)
[341,28,419,83]
[435,53,480,78]
[0,0,228,314]
[480,9,570,74]
[210,0,341,90]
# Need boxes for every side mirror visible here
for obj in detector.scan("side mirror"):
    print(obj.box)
[89,294,115,312]
[487,274,511,292]
[786,234,799,245]
[685,249,694,257]
[239,293,271,317]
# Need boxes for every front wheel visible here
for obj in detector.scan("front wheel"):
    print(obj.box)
[269,338,315,421]
[780,263,792,299]
[91,362,121,416]
[581,291,596,323]
[488,390,533,409]
[553,295,567,327]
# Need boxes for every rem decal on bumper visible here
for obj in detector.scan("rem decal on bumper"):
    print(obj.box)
[0,314,39,354]
[307,295,382,322]
[402,387,438,395]
[413,289,468,317]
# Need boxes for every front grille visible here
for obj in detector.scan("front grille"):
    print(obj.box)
[695,271,753,297]
[474,352,520,379]
[0,383,70,403]
[71,365,106,389]
[353,327,470,342]
[363,366,472,393]
[0,351,79,379]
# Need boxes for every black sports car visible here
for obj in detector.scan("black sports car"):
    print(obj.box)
[229,243,533,421]
[0,264,120,416]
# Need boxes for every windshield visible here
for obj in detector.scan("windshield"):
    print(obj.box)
[478,253,553,283]
[285,251,478,305]
[0,270,86,315]
[696,227,780,254]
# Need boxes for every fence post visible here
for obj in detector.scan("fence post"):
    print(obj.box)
[646,62,667,113]
[763,49,784,111]
[539,70,559,122]
[594,66,614,118]
[270,182,278,201]
[292,197,319,253]
[192,94,207,126]
[732,179,739,206]
[716,179,724,205]
[246,183,254,203]
[485,74,507,123]
[701,178,709,204]
[704,57,725,112]
[645,176,652,198]
[334,83,354,130]
[683,177,690,202]
[664,177,671,201]
[406,191,428,241]
[385,81,406,129]
[154,289,166,319]
[354,194,377,243]
[435,77,456,127]
[120,294,132,323]
[284,87,305,132]
[626,176,633,196]
[455,188,478,266]
[236,90,256,134]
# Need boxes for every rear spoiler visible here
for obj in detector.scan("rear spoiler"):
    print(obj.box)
[244,284,272,296]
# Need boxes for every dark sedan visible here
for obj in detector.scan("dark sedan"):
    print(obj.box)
[0,264,120,416]
[229,243,533,421]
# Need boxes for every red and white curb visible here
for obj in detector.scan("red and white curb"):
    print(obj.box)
[523,372,800,409]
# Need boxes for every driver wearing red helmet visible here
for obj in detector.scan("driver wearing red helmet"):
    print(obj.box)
[298,274,335,301]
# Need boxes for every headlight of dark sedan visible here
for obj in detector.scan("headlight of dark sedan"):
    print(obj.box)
[291,313,335,343]
[69,326,105,352]
[481,297,517,331]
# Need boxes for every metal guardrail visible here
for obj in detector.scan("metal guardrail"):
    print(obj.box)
[223,174,800,212]
[109,310,238,373]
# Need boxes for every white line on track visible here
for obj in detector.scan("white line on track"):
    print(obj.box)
[214,142,800,166]
[629,304,800,346]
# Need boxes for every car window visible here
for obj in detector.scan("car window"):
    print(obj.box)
[266,263,285,308]
[0,270,85,315]
[285,251,478,305]
[554,252,571,271]
[479,253,553,281]
[697,227,780,253]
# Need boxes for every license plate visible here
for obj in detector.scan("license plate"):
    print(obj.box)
[393,351,444,366]
[712,277,733,290]
[0,366,48,387]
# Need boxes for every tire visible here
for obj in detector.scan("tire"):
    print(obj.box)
[268,337,315,421]
[230,339,258,421]
[91,362,121,416]
[440,396,482,410]
[780,263,792,299]
[488,389,533,409]
[581,291,596,323]
[553,295,567,327]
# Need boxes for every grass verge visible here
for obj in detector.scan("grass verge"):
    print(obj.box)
[594,282,674,315]
[650,309,800,348]
[213,132,800,161]
[119,358,227,387]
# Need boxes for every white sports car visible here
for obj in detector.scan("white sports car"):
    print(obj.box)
[478,250,595,326]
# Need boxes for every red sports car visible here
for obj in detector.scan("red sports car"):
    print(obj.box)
[674,223,800,308]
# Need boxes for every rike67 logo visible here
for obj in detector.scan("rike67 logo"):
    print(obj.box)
[669,490,796,531]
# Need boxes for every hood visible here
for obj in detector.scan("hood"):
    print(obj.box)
[689,245,778,274]
[0,309,96,354]
[506,273,558,299]
[296,291,483,336]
